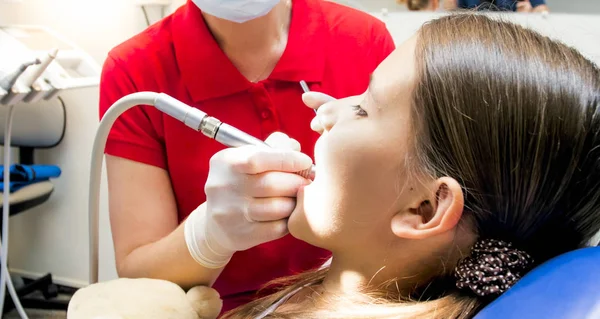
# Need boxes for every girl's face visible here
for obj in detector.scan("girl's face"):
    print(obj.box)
[289,36,423,252]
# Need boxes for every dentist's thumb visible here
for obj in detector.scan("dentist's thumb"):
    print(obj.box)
[302,92,336,110]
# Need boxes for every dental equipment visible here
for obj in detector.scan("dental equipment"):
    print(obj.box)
[0,26,98,317]
[21,48,58,103]
[153,95,316,181]
[18,49,57,89]
[0,59,41,106]
[299,80,310,94]
[0,103,29,319]
[0,59,40,91]
[299,80,318,114]
[89,92,317,283]
[1,48,57,107]
[0,59,44,319]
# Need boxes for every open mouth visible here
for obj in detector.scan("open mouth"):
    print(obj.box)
[308,137,325,182]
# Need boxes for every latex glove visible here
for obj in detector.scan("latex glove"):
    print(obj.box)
[184,132,312,268]
[302,91,336,111]
[302,91,336,134]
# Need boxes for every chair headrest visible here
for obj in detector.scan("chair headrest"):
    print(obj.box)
[0,97,65,148]
[475,246,600,319]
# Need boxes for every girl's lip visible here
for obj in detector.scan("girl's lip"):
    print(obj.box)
[297,183,309,196]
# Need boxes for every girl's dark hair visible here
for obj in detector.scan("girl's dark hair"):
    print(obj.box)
[222,13,600,319]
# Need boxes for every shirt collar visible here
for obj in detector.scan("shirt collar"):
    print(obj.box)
[171,0,328,102]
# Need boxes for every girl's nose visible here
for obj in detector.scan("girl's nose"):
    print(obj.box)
[310,97,341,134]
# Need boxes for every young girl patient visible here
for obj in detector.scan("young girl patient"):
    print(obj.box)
[221,13,600,319]
[68,13,600,319]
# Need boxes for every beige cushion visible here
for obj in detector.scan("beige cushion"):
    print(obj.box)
[0,181,53,207]
[67,278,202,319]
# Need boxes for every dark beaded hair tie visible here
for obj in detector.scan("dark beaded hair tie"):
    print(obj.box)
[455,239,534,297]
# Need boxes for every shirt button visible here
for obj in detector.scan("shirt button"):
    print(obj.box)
[261,110,271,119]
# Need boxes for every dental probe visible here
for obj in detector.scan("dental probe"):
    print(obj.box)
[154,94,317,180]
[299,80,310,94]
[299,80,318,114]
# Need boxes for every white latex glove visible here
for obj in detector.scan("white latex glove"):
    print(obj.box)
[302,91,336,113]
[302,91,336,134]
[184,132,313,268]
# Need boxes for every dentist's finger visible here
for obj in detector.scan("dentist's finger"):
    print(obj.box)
[310,116,325,134]
[245,197,297,222]
[248,171,311,197]
[220,146,313,175]
[249,219,289,245]
[302,92,336,110]
[264,132,301,152]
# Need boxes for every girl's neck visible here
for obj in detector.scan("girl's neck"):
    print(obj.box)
[284,255,417,309]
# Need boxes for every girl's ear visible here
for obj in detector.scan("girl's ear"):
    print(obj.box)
[391,177,464,239]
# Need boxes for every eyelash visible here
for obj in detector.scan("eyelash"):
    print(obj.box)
[351,105,368,117]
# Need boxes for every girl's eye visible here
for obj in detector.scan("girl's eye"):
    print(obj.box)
[351,105,368,117]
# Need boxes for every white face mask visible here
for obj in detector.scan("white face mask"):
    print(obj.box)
[192,0,282,23]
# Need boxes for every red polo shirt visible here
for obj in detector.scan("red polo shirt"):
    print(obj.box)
[99,0,394,313]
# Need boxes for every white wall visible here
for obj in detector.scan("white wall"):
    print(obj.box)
[376,11,600,62]
[540,0,600,14]
[338,0,600,14]
[0,0,598,288]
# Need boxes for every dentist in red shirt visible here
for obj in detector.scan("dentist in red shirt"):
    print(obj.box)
[99,0,395,313]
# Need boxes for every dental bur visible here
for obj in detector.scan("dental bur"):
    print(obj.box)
[154,94,317,180]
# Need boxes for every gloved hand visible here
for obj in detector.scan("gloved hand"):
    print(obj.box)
[302,91,336,133]
[184,132,313,268]
[302,91,336,113]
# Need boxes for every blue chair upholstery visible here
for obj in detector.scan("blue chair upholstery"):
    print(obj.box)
[475,246,600,319]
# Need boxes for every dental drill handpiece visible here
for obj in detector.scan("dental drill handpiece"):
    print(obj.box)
[154,93,316,180]
[202,118,316,180]
[0,59,41,91]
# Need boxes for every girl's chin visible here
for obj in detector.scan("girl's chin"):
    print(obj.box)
[289,181,315,226]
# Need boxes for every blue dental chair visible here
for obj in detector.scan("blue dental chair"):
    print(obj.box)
[0,97,70,314]
[475,244,600,319]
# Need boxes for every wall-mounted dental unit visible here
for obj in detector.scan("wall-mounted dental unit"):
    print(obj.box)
[0,25,100,105]
[0,24,100,319]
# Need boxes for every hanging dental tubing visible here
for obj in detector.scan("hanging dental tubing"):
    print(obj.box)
[89,92,316,283]
[0,55,51,318]
[0,103,29,319]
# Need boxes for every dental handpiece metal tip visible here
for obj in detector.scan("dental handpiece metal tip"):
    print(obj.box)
[297,165,316,180]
